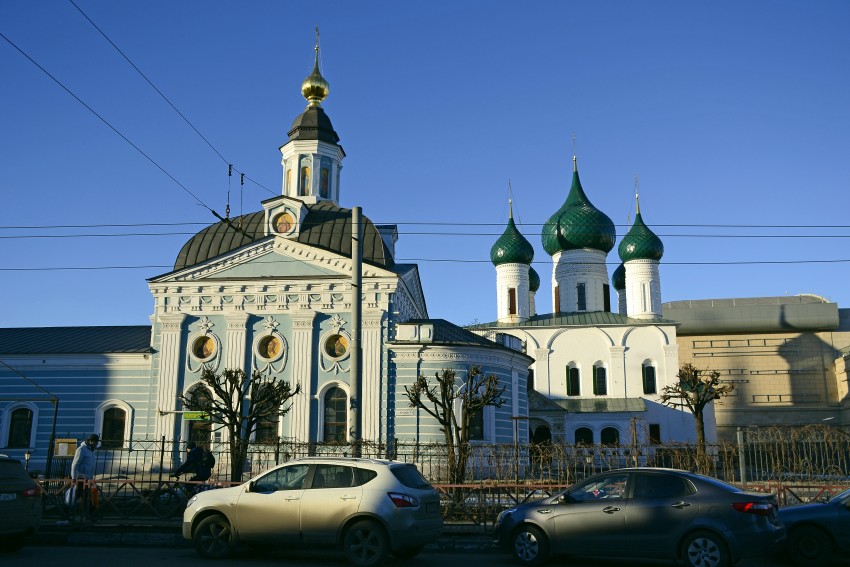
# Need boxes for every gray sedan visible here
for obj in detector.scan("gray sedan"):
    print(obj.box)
[494,468,785,567]
[779,486,850,566]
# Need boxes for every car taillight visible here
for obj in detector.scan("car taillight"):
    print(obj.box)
[387,492,418,508]
[732,501,774,516]
[22,485,42,498]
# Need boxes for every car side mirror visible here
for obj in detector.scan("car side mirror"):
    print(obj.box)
[246,481,255,492]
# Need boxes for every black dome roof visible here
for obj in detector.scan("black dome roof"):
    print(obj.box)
[287,106,340,144]
[174,201,392,271]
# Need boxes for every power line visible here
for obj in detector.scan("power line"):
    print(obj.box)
[0,30,213,214]
[2,257,849,272]
[66,0,274,196]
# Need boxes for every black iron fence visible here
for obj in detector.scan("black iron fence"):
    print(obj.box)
[38,425,850,527]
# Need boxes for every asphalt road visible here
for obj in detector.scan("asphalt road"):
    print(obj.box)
[15,545,798,567]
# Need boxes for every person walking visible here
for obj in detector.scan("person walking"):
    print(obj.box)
[69,434,99,520]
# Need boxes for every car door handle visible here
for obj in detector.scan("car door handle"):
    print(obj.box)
[535,509,553,515]
[672,501,691,509]
[602,506,621,514]
[285,496,301,501]
[340,495,358,500]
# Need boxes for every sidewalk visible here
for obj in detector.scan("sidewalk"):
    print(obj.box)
[33,520,498,553]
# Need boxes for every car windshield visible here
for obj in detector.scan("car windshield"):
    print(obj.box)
[390,464,432,489]
[827,487,850,503]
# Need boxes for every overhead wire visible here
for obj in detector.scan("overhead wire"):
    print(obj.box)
[66,0,274,196]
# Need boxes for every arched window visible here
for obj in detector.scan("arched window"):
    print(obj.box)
[323,387,347,443]
[300,165,311,196]
[576,282,587,311]
[8,407,33,448]
[102,408,126,449]
[601,427,620,446]
[574,427,593,445]
[95,400,134,449]
[567,365,580,396]
[642,364,657,395]
[1,403,38,450]
[185,385,213,446]
[508,288,517,315]
[254,385,279,444]
[593,364,607,396]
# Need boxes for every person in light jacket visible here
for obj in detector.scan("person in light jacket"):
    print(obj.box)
[69,433,99,517]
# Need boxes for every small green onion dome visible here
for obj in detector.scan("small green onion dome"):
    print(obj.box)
[491,216,534,266]
[529,266,541,292]
[542,166,616,256]
[612,263,626,291]
[618,211,664,262]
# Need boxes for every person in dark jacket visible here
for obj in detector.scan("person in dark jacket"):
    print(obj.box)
[171,441,211,482]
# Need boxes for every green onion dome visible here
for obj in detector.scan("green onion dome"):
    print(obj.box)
[611,263,626,291]
[490,216,534,266]
[618,211,664,262]
[529,266,541,292]
[541,163,616,256]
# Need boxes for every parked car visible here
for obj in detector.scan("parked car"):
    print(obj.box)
[0,455,42,553]
[778,486,850,567]
[182,457,443,566]
[494,467,785,567]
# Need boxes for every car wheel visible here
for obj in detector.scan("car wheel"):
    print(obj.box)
[511,524,549,566]
[788,525,833,567]
[681,530,729,567]
[193,515,234,559]
[392,545,424,559]
[344,520,389,567]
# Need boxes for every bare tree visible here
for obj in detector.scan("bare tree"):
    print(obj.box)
[660,363,733,473]
[180,368,300,482]
[404,366,506,485]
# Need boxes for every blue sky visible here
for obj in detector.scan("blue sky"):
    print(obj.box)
[1,0,849,328]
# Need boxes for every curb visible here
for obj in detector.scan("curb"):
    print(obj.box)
[33,523,499,553]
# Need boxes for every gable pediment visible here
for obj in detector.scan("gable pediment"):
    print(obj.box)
[151,235,397,284]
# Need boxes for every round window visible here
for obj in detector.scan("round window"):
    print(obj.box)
[258,335,282,359]
[324,334,348,358]
[192,336,216,360]
[273,211,296,234]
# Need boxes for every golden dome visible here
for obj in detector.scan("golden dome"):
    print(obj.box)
[301,30,329,107]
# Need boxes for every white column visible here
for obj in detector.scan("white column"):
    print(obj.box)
[496,263,530,323]
[290,312,316,442]
[155,314,186,438]
[625,259,662,319]
[553,249,610,313]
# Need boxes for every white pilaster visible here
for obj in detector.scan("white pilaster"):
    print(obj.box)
[290,312,316,441]
[225,314,250,370]
[534,348,552,397]
[361,315,385,443]
[155,314,186,438]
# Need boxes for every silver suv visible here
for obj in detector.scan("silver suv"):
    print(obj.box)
[182,457,443,565]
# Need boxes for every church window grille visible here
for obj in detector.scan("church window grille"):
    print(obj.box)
[100,407,126,449]
[643,365,657,395]
[567,366,580,396]
[593,365,607,396]
[324,387,347,442]
[7,407,32,449]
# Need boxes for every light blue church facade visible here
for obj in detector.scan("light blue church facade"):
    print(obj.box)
[0,51,533,475]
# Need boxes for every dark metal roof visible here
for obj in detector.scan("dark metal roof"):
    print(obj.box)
[529,390,646,413]
[287,106,341,145]
[470,311,679,329]
[0,326,152,355]
[172,201,393,272]
[397,319,500,347]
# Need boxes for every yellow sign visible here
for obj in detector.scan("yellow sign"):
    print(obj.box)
[183,411,209,420]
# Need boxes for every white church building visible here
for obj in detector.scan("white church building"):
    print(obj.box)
[0,43,711,475]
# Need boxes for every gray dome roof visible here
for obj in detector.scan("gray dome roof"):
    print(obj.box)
[287,106,340,145]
